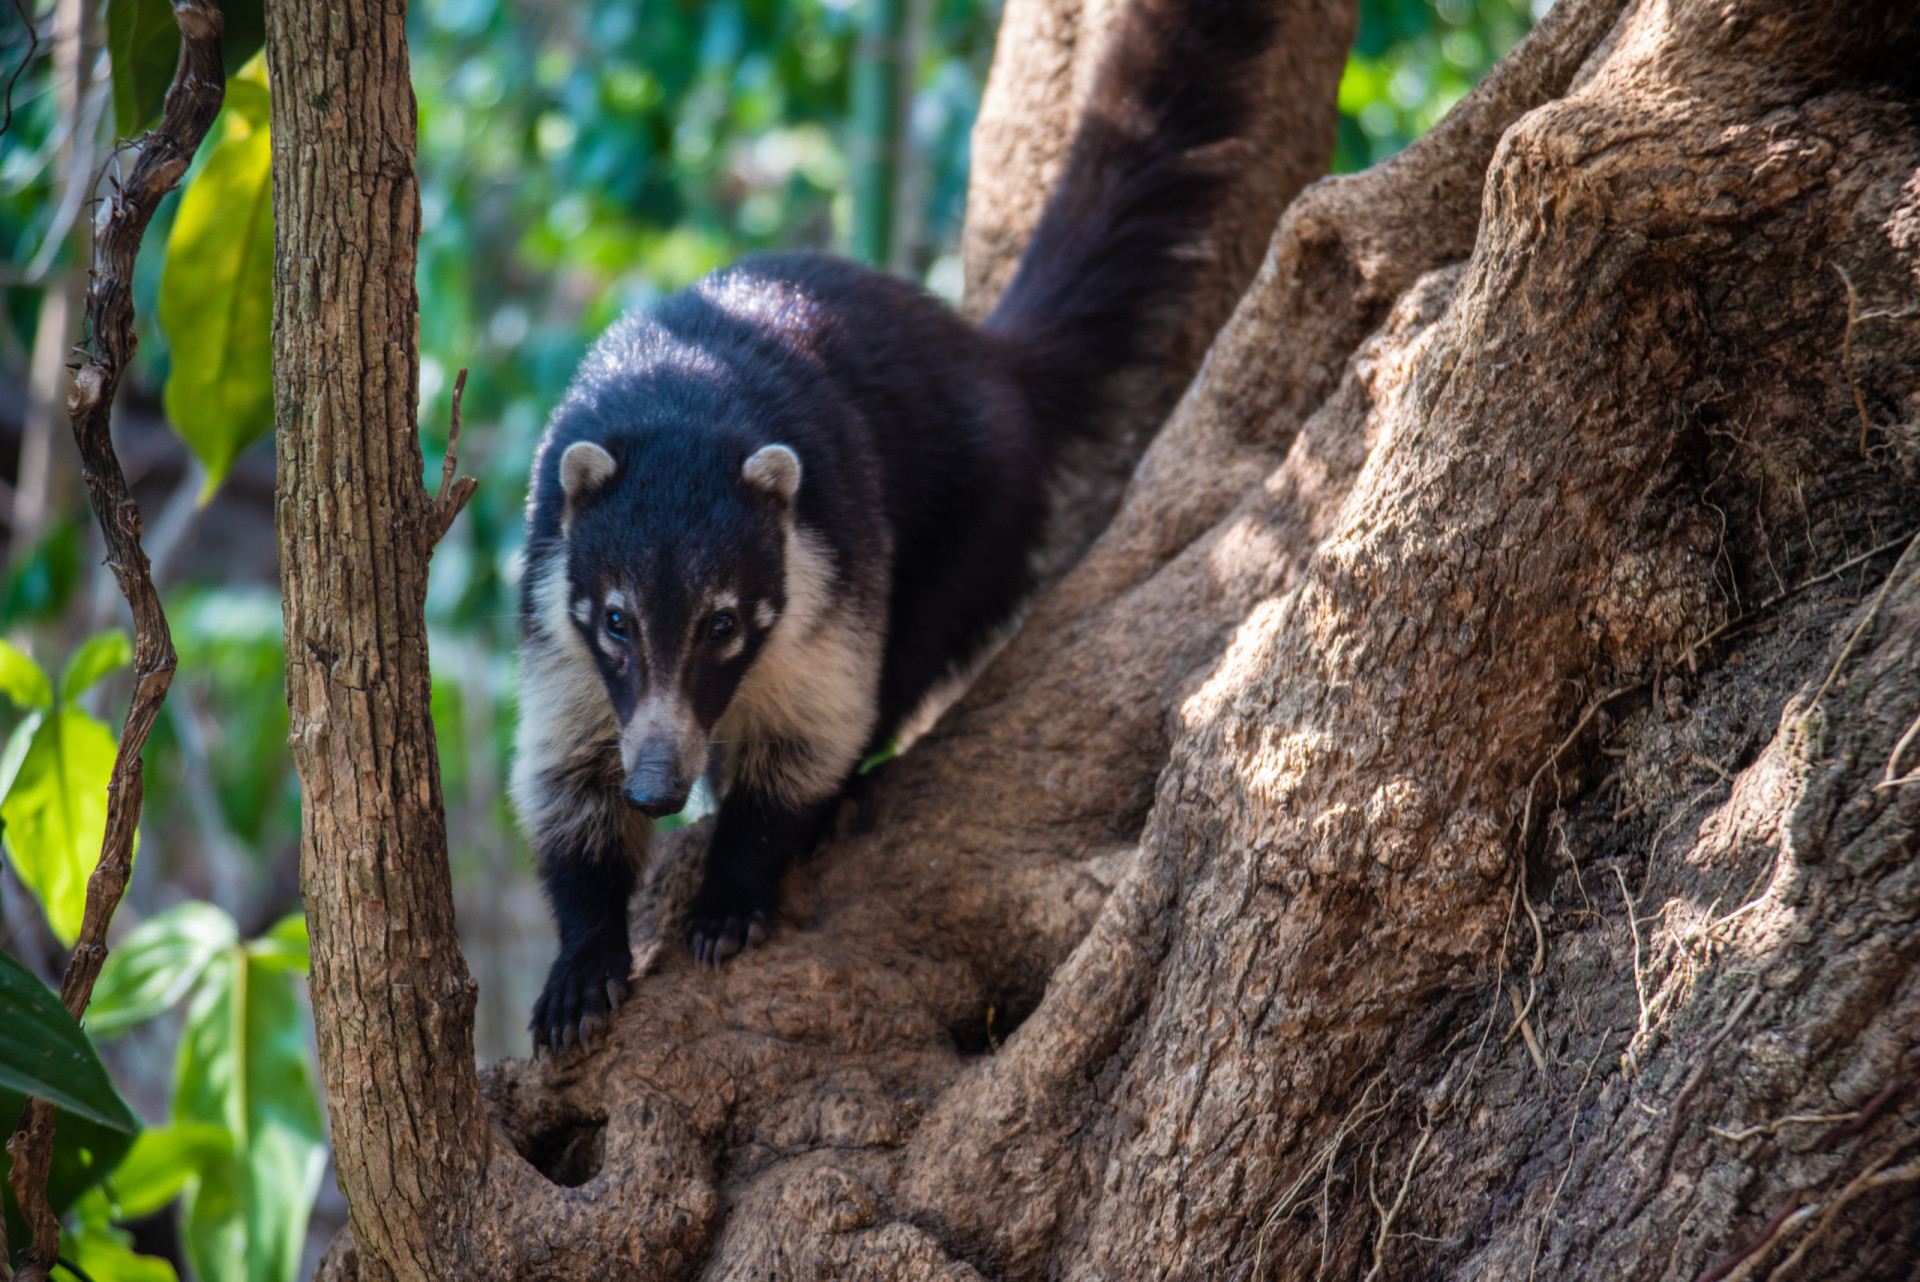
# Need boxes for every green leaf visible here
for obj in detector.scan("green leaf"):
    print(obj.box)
[105,0,181,137]
[160,74,276,500]
[61,630,135,703]
[105,1122,234,1220]
[175,948,327,1282]
[58,1219,180,1282]
[104,0,268,137]
[0,950,139,1132]
[0,707,128,946]
[0,639,53,710]
[0,950,140,1265]
[88,902,239,1038]
[244,912,309,976]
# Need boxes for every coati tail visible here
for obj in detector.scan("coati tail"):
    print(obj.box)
[984,0,1282,432]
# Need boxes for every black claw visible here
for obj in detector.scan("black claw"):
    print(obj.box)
[685,908,771,969]
[533,939,631,1052]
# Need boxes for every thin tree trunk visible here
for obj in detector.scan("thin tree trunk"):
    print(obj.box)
[266,0,490,1275]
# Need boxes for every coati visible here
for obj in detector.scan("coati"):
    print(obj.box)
[512,0,1281,1049]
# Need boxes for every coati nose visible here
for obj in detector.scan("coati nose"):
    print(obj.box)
[623,752,691,818]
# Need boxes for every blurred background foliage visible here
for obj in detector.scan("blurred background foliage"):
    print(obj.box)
[0,0,1536,1276]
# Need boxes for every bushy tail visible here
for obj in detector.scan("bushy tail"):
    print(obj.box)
[984,0,1281,433]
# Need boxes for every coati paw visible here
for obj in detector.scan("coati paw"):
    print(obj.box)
[532,940,632,1052]
[687,910,769,968]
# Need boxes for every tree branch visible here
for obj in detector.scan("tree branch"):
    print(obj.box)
[427,367,478,550]
[4,4,224,1276]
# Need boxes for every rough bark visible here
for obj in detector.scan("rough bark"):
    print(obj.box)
[267,1,490,1277]
[305,0,1920,1277]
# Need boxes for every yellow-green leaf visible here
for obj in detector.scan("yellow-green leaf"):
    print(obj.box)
[88,902,239,1038]
[176,947,327,1282]
[58,1220,180,1282]
[107,1122,234,1220]
[62,629,134,703]
[0,640,52,710]
[159,74,276,501]
[0,708,127,945]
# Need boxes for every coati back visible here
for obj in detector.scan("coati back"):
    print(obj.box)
[513,0,1283,1049]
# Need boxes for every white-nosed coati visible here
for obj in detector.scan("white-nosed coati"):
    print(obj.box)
[511,0,1283,1049]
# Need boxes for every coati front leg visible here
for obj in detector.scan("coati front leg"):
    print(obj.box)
[526,778,641,1050]
[687,785,833,966]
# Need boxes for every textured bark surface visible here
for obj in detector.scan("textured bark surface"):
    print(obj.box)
[302,0,1920,1277]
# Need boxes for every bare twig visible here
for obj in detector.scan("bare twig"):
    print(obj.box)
[1507,981,1548,1074]
[3,5,224,1277]
[1696,1190,1806,1282]
[1623,983,1763,1224]
[1802,529,1920,736]
[426,366,480,549]
[1362,1127,1433,1282]
[1763,1156,1920,1281]
[1254,1073,1390,1278]
[1709,1113,1858,1144]
[1680,527,1918,669]
[1875,705,1920,790]
[1518,684,1642,850]
[1833,264,1874,459]
[1616,866,1651,1070]
[1,0,40,140]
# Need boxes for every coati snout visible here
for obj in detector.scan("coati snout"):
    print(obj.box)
[619,718,697,818]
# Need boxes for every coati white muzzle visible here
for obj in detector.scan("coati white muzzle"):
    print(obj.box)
[618,696,707,818]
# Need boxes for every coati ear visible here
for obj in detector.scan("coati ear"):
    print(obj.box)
[560,441,617,507]
[741,444,801,506]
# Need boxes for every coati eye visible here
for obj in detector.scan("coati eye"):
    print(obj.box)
[604,610,630,643]
[709,611,737,642]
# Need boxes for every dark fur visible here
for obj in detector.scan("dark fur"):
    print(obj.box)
[514,0,1282,1049]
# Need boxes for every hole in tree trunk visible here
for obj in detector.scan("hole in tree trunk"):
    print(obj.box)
[949,992,1037,1057]
[518,1111,608,1187]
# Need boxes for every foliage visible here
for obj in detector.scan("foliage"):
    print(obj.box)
[0,633,135,944]
[1334,0,1539,171]
[104,0,267,136]
[0,947,141,1268]
[91,906,327,1282]
[158,61,275,498]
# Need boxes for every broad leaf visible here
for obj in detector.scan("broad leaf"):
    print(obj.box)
[106,1122,234,1220]
[0,706,127,945]
[175,948,327,1282]
[0,951,140,1266]
[88,902,239,1037]
[62,629,135,703]
[245,911,309,975]
[0,949,139,1131]
[160,73,275,499]
[105,0,269,136]
[0,639,52,710]
[104,0,180,137]
[58,1215,180,1282]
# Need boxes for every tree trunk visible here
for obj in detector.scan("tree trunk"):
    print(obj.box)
[299,0,1920,1277]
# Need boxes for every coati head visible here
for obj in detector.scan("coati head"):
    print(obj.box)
[544,433,801,818]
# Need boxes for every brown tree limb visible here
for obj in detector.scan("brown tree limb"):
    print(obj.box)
[3,3,223,1278]
[426,368,479,550]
